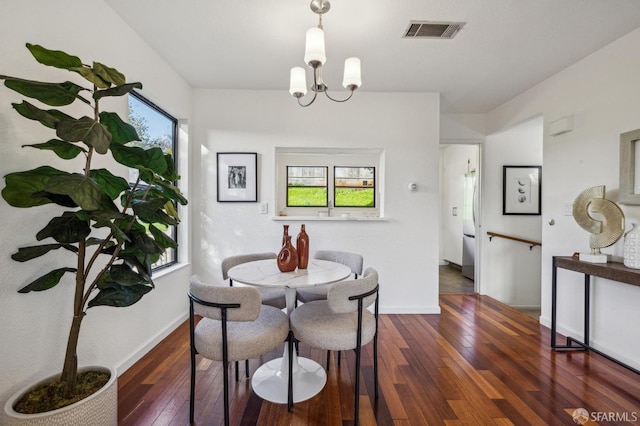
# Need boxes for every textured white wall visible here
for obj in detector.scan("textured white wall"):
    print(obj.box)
[191,90,441,314]
[480,117,543,308]
[488,28,640,370]
[0,0,193,405]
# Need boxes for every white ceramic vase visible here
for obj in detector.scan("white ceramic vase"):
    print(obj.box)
[2,366,117,426]
[623,223,640,269]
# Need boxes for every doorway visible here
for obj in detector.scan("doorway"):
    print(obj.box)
[439,143,481,293]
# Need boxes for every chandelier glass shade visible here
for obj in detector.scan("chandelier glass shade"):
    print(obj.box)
[289,0,361,107]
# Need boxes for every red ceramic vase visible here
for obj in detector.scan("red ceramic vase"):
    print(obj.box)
[296,224,309,269]
[277,234,298,272]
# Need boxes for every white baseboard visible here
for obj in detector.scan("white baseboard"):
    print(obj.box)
[539,316,640,371]
[116,312,188,376]
[379,305,441,314]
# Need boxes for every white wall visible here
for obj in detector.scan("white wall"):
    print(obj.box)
[480,117,543,308]
[0,0,193,404]
[191,90,441,314]
[488,28,640,370]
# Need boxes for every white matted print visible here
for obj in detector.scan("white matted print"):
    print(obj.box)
[217,152,257,202]
[503,165,541,215]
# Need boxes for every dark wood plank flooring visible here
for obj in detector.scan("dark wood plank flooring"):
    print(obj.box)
[118,294,640,425]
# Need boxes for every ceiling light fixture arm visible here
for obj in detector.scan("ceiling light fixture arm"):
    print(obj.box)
[288,0,361,107]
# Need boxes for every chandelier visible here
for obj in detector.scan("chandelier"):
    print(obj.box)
[289,0,361,107]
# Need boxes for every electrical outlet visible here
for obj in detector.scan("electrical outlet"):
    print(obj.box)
[259,203,268,214]
[562,202,573,216]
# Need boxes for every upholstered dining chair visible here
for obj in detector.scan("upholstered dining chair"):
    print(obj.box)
[222,252,288,379]
[289,267,379,425]
[222,252,287,310]
[188,276,290,426]
[296,250,364,368]
[296,250,363,304]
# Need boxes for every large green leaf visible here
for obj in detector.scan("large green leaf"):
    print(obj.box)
[44,173,104,211]
[90,168,130,200]
[11,101,73,129]
[23,139,85,159]
[131,197,167,218]
[110,144,167,174]
[149,224,177,249]
[110,264,147,286]
[2,166,69,207]
[33,191,77,208]
[99,112,139,144]
[17,267,76,293]
[26,43,82,70]
[72,66,110,89]
[151,178,188,205]
[93,62,126,87]
[94,82,142,101]
[88,282,153,307]
[129,230,164,255]
[36,211,91,243]
[3,78,88,106]
[12,244,78,262]
[56,116,111,154]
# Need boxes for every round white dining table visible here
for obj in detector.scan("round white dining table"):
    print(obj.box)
[227,258,351,404]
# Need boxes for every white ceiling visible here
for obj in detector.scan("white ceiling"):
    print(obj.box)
[105,0,640,113]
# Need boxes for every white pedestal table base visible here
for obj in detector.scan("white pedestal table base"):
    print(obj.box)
[251,351,326,404]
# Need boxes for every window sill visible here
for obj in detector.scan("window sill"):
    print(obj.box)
[271,216,388,222]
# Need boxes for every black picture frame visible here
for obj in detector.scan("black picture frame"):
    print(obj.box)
[503,165,541,215]
[216,152,258,202]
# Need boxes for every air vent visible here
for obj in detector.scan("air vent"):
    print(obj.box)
[403,21,465,39]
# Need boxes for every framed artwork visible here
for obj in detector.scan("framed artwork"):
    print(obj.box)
[502,165,541,215]
[217,152,257,202]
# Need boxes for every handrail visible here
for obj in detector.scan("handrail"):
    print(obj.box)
[487,232,541,251]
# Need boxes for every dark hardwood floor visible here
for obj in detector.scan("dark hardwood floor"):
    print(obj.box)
[118,294,640,425]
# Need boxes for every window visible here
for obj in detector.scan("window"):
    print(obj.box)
[334,166,375,207]
[128,91,178,269]
[276,148,383,218]
[287,166,328,207]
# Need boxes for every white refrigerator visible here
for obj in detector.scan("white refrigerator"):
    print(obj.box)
[462,171,476,280]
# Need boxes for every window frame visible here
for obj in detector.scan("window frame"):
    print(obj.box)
[128,91,179,271]
[276,148,383,218]
[286,166,329,207]
[333,166,376,208]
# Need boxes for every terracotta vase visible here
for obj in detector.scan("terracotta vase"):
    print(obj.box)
[296,224,309,269]
[281,224,290,246]
[277,234,298,272]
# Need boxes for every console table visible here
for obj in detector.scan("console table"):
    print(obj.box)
[551,256,640,374]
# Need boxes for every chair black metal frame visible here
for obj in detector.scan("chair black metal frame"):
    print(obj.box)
[351,284,379,424]
[188,292,239,426]
[189,286,291,425]
[290,279,379,425]
[221,252,285,381]
[296,250,364,370]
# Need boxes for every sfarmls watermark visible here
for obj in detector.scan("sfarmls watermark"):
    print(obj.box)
[572,408,638,424]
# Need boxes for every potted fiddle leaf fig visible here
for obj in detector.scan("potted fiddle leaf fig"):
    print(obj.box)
[1,43,187,423]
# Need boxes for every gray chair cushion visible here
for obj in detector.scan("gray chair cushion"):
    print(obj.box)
[222,252,287,309]
[194,304,289,362]
[290,268,378,351]
[190,275,261,321]
[295,286,329,304]
[290,301,376,351]
[296,250,364,303]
